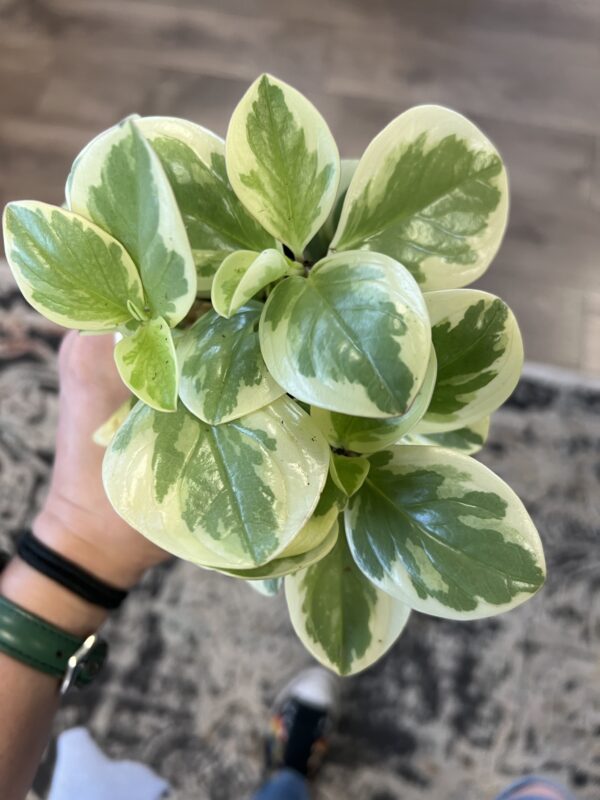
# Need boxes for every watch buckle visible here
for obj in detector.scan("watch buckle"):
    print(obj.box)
[60,634,98,695]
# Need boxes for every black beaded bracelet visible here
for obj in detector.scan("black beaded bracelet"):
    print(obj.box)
[17,530,128,610]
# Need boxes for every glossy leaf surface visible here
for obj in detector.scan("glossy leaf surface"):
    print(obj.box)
[211,248,291,318]
[103,397,330,569]
[67,118,196,325]
[3,202,144,330]
[178,302,284,424]
[420,289,523,432]
[285,526,411,675]
[278,473,347,558]
[404,416,490,455]
[331,105,508,290]
[260,251,431,418]
[310,349,437,453]
[114,317,178,412]
[218,517,339,581]
[346,447,546,619]
[226,74,340,256]
[137,116,276,295]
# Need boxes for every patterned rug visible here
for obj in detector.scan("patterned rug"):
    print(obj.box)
[0,264,598,800]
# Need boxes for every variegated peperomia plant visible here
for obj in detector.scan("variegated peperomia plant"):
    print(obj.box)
[2,74,546,676]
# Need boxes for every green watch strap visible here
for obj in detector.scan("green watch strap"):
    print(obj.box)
[0,595,107,690]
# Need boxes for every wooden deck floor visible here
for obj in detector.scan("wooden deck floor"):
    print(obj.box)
[1,0,599,373]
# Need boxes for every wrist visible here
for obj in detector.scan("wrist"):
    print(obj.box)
[32,504,145,590]
[0,557,108,637]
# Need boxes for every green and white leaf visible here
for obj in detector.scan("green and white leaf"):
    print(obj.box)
[285,526,411,675]
[260,250,431,418]
[216,517,339,581]
[93,397,137,447]
[67,118,196,325]
[419,289,523,432]
[211,248,293,318]
[226,73,340,257]
[103,396,330,569]
[330,105,509,291]
[306,158,358,263]
[247,578,283,597]
[330,453,370,497]
[310,348,437,454]
[177,302,284,425]
[136,116,276,295]
[114,317,178,412]
[403,416,490,455]
[3,202,145,330]
[279,473,347,558]
[346,446,546,620]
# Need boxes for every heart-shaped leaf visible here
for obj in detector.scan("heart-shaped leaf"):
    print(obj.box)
[260,250,431,418]
[226,74,340,257]
[136,116,276,295]
[345,447,546,620]
[103,396,330,569]
[211,248,292,318]
[419,289,523,432]
[403,416,490,455]
[177,302,284,425]
[3,201,145,330]
[67,118,196,325]
[310,348,437,454]
[285,524,411,675]
[330,105,508,291]
[114,317,178,412]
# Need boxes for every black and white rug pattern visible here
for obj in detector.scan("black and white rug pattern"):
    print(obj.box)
[0,266,598,800]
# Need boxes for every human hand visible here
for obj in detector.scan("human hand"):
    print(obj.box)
[35,330,171,588]
[0,331,170,634]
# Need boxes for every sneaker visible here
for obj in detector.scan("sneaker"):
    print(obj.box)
[265,667,340,778]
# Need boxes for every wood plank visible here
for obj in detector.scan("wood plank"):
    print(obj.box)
[498,197,600,291]
[0,39,54,117]
[110,0,600,45]
[36,56,252,138]
[0,120,88,209]
[1,1,332,96]
[325,23,600,136]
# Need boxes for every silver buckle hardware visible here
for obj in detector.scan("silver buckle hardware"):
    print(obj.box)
[60,634,98,695]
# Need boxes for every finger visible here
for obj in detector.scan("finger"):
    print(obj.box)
[57,329,79,373]
[57,331,130,408]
